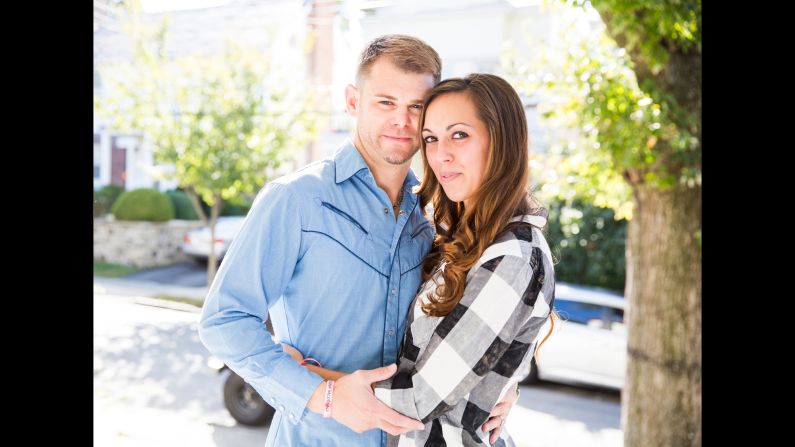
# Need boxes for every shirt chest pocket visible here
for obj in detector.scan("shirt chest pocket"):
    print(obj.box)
[304,199,391,276]
[319,201,369,235]
[408,220,433,244]
[398,220,433,275]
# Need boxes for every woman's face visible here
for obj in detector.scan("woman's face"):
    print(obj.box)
[422,92,490,209]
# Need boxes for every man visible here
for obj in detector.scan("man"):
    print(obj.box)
[199,35,516,447]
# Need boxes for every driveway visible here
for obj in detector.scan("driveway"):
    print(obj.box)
[123,261,208,287]
[94,293,622,446]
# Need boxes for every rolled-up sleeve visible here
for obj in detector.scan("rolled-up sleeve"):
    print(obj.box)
[198,182,323,422]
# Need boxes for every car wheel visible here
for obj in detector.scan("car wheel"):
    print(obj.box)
[520,357,540,385]
[190,256,208,266]
[223,372,275,426]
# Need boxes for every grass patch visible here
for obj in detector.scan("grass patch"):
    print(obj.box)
[154,295,204,308]
[94,261,139,278]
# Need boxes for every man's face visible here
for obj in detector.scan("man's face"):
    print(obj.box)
[346,58,436,166]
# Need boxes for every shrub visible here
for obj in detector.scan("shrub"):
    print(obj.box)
[221,196,252,216]
[93,184,125,217]
[166,189,200,220]
[111,188,175,222]
[545,199,626,292]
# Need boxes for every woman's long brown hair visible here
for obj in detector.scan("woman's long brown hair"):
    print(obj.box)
[416,73,555,354]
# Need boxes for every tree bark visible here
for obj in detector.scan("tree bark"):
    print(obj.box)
[206,195,222,286]
[622,182,701,447]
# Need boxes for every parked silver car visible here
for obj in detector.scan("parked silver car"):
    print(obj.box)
[520,282,627,390]
[181,216,246,262]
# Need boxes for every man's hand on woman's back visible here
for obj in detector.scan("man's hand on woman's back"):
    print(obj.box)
[307,364,425,436]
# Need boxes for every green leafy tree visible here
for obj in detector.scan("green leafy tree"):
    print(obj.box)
[507,1,701,445]
[96,3,317,283]
[546,199,626,292]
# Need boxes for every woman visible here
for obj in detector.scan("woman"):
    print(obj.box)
[288,73,555,446]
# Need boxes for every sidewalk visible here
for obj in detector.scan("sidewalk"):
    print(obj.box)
[93,278,623,447]
[94,276,209,308]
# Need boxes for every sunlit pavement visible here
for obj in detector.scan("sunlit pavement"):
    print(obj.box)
[507,384,622,447]
[94,293,622,446]
[94,293,269,446]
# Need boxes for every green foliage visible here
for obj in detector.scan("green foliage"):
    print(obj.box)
[575,0,701,74]
[93,184,125,217]
[546,198,626,292]
[166,189,199,220]
[95,9,318,215]
[221,195,252,216]
[504,0,700,219]
[111,188,175,222]
[529,142,634,220]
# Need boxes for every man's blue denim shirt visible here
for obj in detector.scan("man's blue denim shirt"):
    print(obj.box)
[199,140,434,446]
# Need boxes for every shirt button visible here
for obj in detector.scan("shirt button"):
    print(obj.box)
[391,288,396,295]
[279,405,285,412]
[269,397,276,404]
[388,329,395,336]
[399,210,406,216]
[290,413,296,420]
[383,207,389,214]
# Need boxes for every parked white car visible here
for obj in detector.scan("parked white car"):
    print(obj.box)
[181,216,246,262]
[520,282,627,390]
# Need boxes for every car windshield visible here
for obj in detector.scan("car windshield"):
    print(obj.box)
[555,299,624,330]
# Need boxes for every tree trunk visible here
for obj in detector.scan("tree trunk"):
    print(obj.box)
[206,196,222,286]
[622,183,701,447]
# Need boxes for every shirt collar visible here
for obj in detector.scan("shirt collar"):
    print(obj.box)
[509,210,548,228]
[334,139,369,184]
[404,167,420,189]
[334,139,422,189]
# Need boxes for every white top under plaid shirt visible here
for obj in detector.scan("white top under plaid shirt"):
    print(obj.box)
[374,214,555,447]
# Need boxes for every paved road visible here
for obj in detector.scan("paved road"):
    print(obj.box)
[94,293,622,446]
[124,261,209,287]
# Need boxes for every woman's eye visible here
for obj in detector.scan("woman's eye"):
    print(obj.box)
[452,131,468,139]
[423,135,437,143]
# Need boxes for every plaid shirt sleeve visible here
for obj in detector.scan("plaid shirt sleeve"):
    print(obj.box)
[374,227,554,424]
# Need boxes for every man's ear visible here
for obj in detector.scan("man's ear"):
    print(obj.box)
[345,84,359,117]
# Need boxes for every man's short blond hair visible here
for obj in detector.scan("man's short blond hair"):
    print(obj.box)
[356,34,442,85]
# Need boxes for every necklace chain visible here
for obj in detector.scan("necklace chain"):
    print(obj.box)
[392,188,404,208]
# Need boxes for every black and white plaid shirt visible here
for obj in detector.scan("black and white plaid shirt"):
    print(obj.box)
[374,214,555,447]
